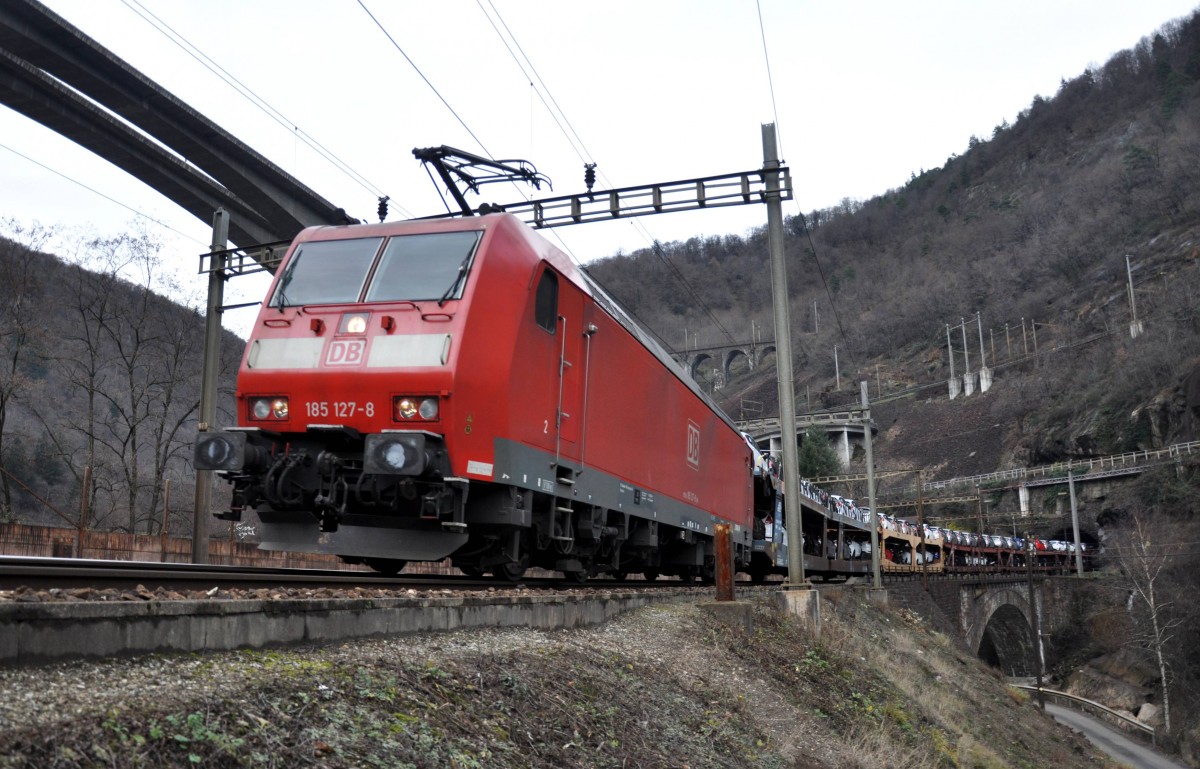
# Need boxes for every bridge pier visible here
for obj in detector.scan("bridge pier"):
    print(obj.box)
[743,415,876,472]
[835,427,851,467]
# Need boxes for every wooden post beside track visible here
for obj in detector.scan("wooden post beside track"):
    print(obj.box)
[160,479,170,563]
[76,465,90,559]
[715,523,733,602]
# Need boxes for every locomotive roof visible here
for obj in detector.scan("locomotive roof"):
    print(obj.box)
[507,217,741,436]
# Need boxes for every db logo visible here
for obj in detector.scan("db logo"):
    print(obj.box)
[686,420,701,469]
[325,339,366,366]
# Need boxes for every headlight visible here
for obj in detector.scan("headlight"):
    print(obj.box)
[342,313,368,334]
[394,396,438,421]
[364,433,429,475]
[249,397,289,421]
[194,432,246,471]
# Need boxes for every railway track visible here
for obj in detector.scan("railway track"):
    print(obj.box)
[0,556,689,594]
[0,557,725,665]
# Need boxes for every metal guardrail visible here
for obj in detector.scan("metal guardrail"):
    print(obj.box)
[1010,684,1156,745]
[923,441,1200,492]
[739,412,868,433]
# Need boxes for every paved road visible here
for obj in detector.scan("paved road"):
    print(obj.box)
[1046,703,1186,769]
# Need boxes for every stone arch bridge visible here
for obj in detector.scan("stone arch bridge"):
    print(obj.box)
[672,341,775,389]
[885,575,1077,675]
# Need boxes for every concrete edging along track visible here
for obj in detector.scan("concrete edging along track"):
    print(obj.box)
[0,588,709,665]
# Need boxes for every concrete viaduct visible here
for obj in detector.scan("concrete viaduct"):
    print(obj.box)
[739,412,878,468]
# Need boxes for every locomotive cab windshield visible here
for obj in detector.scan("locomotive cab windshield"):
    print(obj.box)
[273,231,483,308]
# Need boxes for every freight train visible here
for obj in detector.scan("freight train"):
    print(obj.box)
[745,466,1088,583]
[194,212,1082,583]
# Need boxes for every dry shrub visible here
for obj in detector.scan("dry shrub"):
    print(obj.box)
[844,720,940,769]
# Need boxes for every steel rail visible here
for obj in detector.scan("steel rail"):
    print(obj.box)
[0,556,700,593]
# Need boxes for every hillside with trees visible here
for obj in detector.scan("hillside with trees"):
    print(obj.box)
[588,12,1200,467]
[584,13,1200,756]
[0,222,243,534]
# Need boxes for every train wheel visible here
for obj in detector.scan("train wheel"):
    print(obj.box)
[458,565,485,577]
[642,570,659,582]
[563,569,589,585]
[364,558,407,576]
[495,560,528,582]
[610,571,628,581]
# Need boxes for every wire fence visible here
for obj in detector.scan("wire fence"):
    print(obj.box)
[0,522,457,575]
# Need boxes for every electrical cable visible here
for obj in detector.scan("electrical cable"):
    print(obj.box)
[470,0,739,350]
[652,241,736,345]
[356,0,578,263]
[0,140,206,246]
[356,0,493,160]
[754,1,850,363]
[121,0,412,218]
[755,0,783,160]
[476,0,589,165]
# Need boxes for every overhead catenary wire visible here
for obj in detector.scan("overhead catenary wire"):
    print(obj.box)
[475,7,730,245]
[470,0,741,350]
[0,140,206,246]
[361,0,745,351]
[355,0,585,265]
[652,241,737,345]
[755,0,783,161]
[475,0,590,166]
[120,0,413,219]
[356,0,493,161]
[753,1,850,362]
[472,0,657,262]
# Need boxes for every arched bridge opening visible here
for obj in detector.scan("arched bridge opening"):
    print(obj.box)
[690,353,721,391]
[976,600,1036,676]
[969,585,1036,676]
[724,348,752,382]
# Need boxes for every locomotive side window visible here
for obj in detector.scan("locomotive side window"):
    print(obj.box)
[534,269,558,333]
[366,231,483,303]
[273,237,382,308]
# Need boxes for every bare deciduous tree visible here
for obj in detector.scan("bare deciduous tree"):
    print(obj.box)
[1108,511,1188,735]
[0,221,49,520]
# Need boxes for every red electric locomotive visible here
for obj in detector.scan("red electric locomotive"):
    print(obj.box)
[195,213,754,581]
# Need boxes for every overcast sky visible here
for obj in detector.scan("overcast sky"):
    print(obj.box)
[3,0,1198,332]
